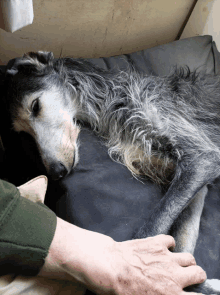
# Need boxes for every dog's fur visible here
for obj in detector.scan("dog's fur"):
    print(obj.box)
[3,51,220,293]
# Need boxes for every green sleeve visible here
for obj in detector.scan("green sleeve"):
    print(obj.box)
[0,179,57,276]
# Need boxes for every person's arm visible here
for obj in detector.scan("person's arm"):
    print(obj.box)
[0,178,206,294]
[0,179,56,277]
[39,217,206,295]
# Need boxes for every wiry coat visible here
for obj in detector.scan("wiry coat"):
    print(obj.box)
[58,58,220,185]
[4,51,220,294]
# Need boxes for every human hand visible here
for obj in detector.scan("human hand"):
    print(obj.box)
[79,233,206,295]
[40,217,206,295]
[103,234,206,295]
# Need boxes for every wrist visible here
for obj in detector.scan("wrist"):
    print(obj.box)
[38,217,116,292]
[38,217,78,281]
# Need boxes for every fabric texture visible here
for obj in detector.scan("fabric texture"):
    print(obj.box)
[88,35,220,75]
[0,179,57,276]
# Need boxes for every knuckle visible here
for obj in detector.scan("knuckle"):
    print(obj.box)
[155,234,166,240]
[169,235,175,241]
[162,234,175,243]
[196,266,207,282]
[169,236,175,245]
[187,253,196,264]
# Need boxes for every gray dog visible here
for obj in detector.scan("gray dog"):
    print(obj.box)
[3,51,220,293]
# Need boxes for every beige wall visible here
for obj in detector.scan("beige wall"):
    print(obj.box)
[0,0,195,64]
[181,0,220,50]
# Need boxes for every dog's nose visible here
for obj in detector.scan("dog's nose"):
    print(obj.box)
[49,162,68,180]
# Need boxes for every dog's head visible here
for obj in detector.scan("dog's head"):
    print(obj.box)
[4,51,80,180]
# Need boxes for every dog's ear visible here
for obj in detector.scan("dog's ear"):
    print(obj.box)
[23,51,54,66]
[5,58,21,76]
[5,52,54,77]
[5,58,38,77]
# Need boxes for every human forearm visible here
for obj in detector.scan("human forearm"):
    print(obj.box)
[38,217,116,291]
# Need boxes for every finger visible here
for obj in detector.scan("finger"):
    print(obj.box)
[155,234,176,249]
[179,265,207,289]
[168,252,196,267]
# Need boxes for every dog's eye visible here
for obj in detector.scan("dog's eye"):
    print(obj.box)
[31,98,40,116]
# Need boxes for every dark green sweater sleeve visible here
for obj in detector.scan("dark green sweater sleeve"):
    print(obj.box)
[0,179,57,276]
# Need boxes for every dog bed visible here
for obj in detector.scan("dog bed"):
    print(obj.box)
[1,35,220,293]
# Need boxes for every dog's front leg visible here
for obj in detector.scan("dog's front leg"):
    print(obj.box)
[170,185,207,254]
[133,157,220,294]
[166,185,220,294]
[134,154,220,239]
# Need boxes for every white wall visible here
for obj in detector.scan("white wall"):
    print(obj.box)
[0,0,195,64]
[181,0,220,50]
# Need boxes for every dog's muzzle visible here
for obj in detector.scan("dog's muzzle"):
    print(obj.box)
[49,153,75,180]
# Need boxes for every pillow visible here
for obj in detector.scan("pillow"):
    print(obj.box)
[87,35,220,75]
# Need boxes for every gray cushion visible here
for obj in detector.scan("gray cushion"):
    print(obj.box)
[88,35,220,75]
